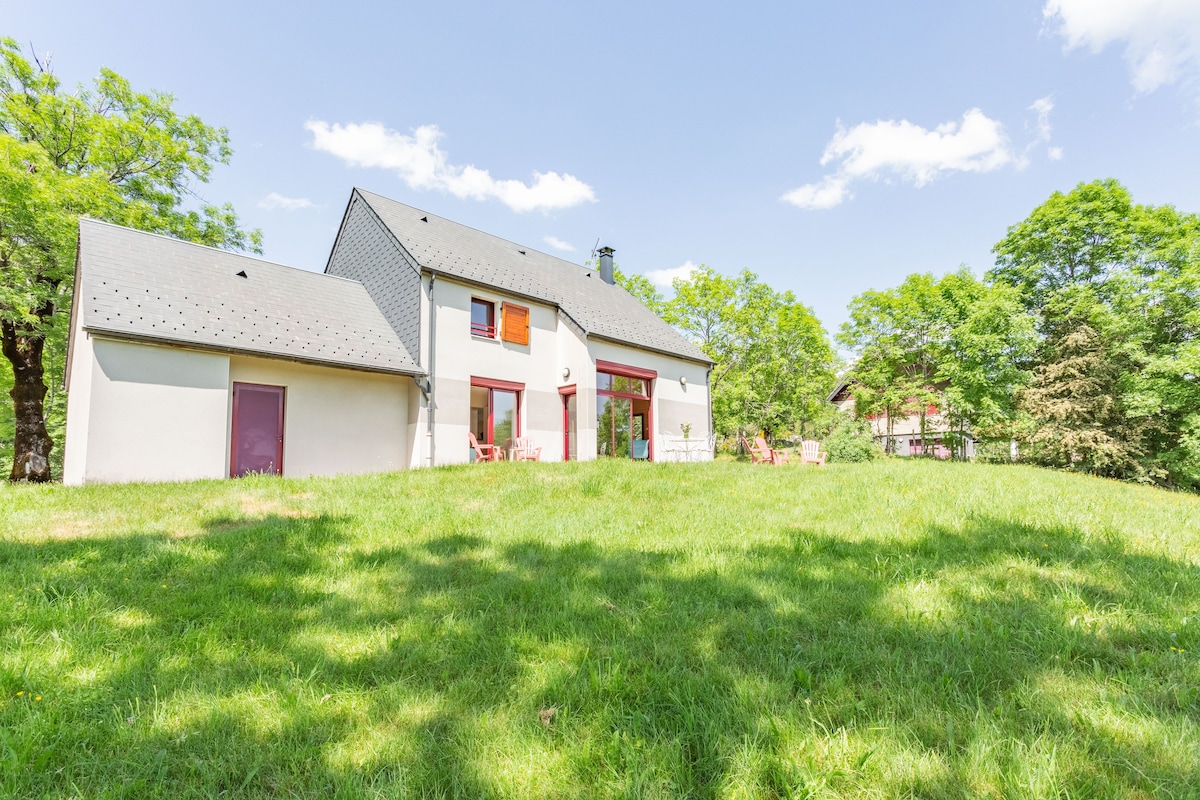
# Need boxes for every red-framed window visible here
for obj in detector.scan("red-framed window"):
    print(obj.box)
[471,298,496,338]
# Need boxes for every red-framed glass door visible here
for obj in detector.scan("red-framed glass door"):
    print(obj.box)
[471,377,524,459]
[560,385,577,461]
[595,360,655,461]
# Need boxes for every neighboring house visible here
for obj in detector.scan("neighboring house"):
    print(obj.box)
[63,189,713,484]
[827,381,974,459]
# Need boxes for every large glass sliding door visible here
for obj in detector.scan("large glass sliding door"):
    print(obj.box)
[596,360,656,460]
[469,377,523,461]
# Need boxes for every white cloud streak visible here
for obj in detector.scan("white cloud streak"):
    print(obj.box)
[645,261,699,288]
[305,121,596,213]
[1025,96,1063,161]
[542,235,575,252]
[782,109,1018,209]
[1045,0,1200,93]
[258,192,315,211]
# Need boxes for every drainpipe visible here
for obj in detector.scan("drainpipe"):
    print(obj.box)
[706,363,714,458]
[427,274,437,467]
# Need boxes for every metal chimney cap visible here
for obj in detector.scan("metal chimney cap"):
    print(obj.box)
[597,246,615,256]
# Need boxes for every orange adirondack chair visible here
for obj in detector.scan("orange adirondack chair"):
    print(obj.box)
[468,432,501,462]
[756,437,789,465]
[800,440,827,466]
[740,435,774,465]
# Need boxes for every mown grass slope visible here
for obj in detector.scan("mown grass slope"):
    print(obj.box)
[1,459,1198,798]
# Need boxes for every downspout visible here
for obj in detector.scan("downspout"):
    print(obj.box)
[427,274,437,467]
[706,364,714,458]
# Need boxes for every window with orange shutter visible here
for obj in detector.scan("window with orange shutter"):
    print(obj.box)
[500,303,530,345]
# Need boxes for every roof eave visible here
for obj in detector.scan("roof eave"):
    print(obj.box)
[82,327,427,378]
[586,332,714,367]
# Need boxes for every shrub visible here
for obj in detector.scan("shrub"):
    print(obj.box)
[824,417,882,462]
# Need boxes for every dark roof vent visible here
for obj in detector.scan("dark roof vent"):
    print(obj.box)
[420,216,428,222]
[518,250,526,255]
[235,270,248,278]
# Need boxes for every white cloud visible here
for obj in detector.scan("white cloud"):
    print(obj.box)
[782,109,1018,209]
[542,235,575,252]
[305,121,596,213]
[1024,95,1063,161]
[644,260,699,288]
[1045,0,1200,93]
[258,192,315,211]
[780,176,851,210]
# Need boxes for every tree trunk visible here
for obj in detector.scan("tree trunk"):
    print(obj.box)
[2,318,54,482]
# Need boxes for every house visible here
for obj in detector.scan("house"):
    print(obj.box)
[62,189,713,484]
[827,380,974,459]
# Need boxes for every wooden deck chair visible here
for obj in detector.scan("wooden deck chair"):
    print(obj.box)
[512,436,542,461]
[800,440,827,466]
[468,432,500,462]
[756,437,789,465]
[740,435,773,465]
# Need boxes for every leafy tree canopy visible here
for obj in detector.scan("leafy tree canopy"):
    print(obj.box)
[0,38,260,480]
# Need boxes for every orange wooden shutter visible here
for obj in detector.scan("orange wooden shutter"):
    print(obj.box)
[501,303,529,345]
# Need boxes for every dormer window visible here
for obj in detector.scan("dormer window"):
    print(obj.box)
[471,298,496,338]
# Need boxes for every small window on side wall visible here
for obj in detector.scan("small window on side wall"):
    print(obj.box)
[501,302,530,346]
[471,298,496,338]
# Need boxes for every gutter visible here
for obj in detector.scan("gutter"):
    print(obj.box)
[79,327,425,378]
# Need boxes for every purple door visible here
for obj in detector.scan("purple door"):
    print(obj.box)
[231,383,285,477]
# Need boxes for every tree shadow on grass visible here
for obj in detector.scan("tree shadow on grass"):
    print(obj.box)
[0,512,1197,797]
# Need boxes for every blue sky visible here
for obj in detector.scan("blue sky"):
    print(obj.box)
[9,1,1200,334]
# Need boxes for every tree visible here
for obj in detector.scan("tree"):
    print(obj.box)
[1017,299,1149,477]
[839,270,1037,459]
[0,39,260,481]
[990,179,1200,488]
[650,265,836,442]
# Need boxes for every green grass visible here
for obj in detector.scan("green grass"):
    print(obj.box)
[1,459,1198,798]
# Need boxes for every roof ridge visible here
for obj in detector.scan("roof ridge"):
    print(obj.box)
[352,189,592,273]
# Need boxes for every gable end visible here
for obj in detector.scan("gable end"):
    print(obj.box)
[326,193,423,364]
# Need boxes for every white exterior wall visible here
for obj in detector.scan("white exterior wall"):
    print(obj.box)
[227,356,409,478]
[63,336,411,484]
[422,277,711,465]
[427,278,570,465]
[63,337,230,484]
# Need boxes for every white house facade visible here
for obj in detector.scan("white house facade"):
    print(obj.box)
[62,190,712,484]
[827,381,975,459]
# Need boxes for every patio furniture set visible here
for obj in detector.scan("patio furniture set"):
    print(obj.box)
[469,433,543,463]
[740,436,826,466]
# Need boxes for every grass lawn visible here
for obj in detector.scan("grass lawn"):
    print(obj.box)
[1,459,1198,798]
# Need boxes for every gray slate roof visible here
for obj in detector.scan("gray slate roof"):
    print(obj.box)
[352,189,712,365]
[76,219,422,375]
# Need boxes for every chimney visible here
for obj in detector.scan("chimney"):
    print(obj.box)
[597,246,615,285]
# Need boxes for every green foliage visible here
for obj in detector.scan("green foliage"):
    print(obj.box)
[613,265,665,315]
[823,416,881,462]
[627,265,838,440]
[991,179,1200,489]
[0,37,260,480]
[1,461,1198,797]
[838,270,1036,457]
